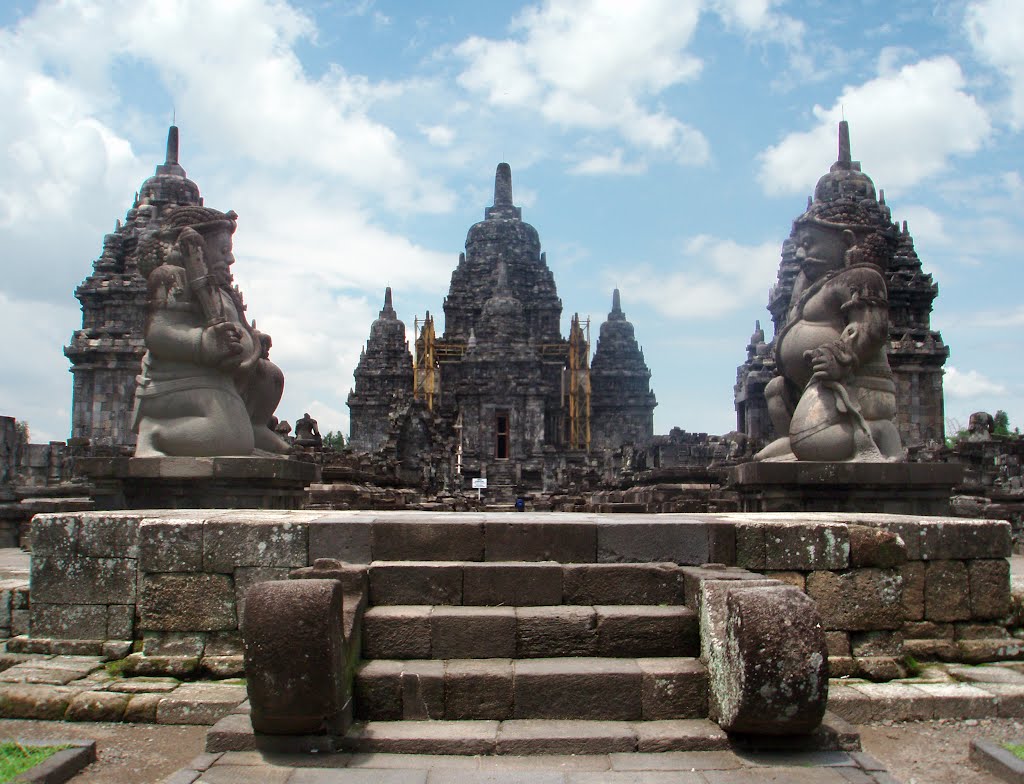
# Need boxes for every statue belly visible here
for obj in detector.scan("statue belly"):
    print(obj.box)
[778,321,842,388]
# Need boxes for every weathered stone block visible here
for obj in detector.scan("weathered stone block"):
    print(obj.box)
[11,609,28,637]
[444,659,513,720]
[30,604,107,640]
[638,658,708,720]
[373,519,484,561]
[919,520,1012,561]
[77,515,141,559]
[851,631,903,657]
[431,607,515,659]
[516,606,597,658]
[762,571,805,591]
[31,556,136,605]
[849,525,906,568]
[955,623,1011,641]
[363,606,432,659]
[763,522,849,570]
[140,573,237,632]
[901,562,925,621]
[368,563,462,606]
[825,631,851,657]
[30,515,79,556]
[0,684,80,720]
[204,631,243,656]
[596,520,728,565]
[308,517,372,564]
[486,521,595,562]
[463,562,562,606]
[595,606,697,657]
[203,521,307,572]
[512,658,641,720]
[562,563,684,605]
[735,524,767,570]
[107,605,134,640]
[143,631,206,657]
[354,660,402,720]
[903,621,954,640]
[805,569,903,631]
[924,561,971,622]
[400,660,444,720]
[124,692,163,723]
[139,519,203,572]
[65,690,129,722]
[969,559,1011,620]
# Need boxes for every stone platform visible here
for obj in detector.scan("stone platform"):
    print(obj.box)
[76,456,319,510]
[730,461,964,515]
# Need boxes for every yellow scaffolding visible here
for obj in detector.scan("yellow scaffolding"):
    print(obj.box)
[565,314,591,451]
[413,313,439,411]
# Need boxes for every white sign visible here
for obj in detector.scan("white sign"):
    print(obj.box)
[471,478,488,489]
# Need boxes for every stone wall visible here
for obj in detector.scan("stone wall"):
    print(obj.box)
[21,511,1017,680]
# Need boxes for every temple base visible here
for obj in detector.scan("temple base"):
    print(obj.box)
[76,456,319,510]
[730,461,963,515]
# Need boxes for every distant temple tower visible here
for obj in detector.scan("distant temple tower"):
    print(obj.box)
[65,126,204,452]
[590,289,657,450]
[348,164,657,494]
[735,121,948,449]
[346,287,414,453]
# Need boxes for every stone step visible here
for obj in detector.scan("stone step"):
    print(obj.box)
[367,560,686,606]
[354,657,708,722]
[363,604,698,660]
[344,718,727,755]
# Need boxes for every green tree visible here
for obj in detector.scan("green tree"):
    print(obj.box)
[994,410,1011,436]
[321,430,345,451]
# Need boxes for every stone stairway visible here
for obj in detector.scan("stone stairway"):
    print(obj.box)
[347,558,721,754]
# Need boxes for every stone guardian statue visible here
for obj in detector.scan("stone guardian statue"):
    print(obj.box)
[131,206,290,457]
[755,208,903,463]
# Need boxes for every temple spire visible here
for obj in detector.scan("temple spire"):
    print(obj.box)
[165,125,179,166]
[838,120,851,165]
[484,162,523,220]
[612,288,621,314]
[379,286,396,319]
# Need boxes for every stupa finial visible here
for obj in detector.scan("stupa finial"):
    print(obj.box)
[838,120,852,165]
[165,125,179,166]
[612,288,622,314]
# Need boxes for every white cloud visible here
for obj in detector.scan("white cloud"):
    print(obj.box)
[615,235,780,320]
[420,124,456,147]
[966,0,1024,128]
[569,149,647,176]
[454,0,710,165]
[893,205,951,247]
[757,57,991,196]
[944,366,1008,398]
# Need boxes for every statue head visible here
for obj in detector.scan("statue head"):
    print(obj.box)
[135,205,238,281]
[792,191,896,278]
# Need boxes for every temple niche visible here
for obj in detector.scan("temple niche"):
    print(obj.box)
[735,121,948,452]
[347,164,657,496]
[65,127,204,454]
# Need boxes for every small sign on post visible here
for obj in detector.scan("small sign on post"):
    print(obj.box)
[471,477,487,502]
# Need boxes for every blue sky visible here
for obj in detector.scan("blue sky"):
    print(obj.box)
[1,0,1021,443]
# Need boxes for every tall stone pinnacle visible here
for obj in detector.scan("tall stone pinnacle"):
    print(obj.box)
[154,125,187,178]
[380,286,396,318]
[609,288,625,321]
[838,120,851,166]
[485,163,523,220]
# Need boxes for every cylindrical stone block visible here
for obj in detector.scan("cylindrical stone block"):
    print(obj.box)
[242,578,346,735]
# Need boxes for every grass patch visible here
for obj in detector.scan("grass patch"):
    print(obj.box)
[0,742,71,782]
[104,658,130,678]
[903,654,923,677]
[1004,742,1024,761]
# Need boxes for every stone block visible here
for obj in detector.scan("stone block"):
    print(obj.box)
[850,631,903,657]
[400,660,444,720]
[373,519,484,561]
[903,621,954,640]
[0,684,81,720]
[444,659,514,720]
[763,522,849,570]
[638,658,708,720]
[11,609,28,637]
[368,563,462,606]
[596,520,728,565]
[958,638,1024,664]
[901,562,925,621]
[956,623,1011,641]
[825,631,851,657]
[486,521,596,562]
[65,690,129,722]
[562,563,684,605]
[203,521,307,572]
[141,573,237,632]
[848,525,906,568]
[308,517,372,563]
[124,692,163,723]
[516,606,597,658]
[30,604,107,639]
[632,720,729,752]
[205,631,244,656]
[76,514,141,559]
[918,520,1012,561]
[512,658,641,720]
[354,660,403,720]
[805,569,903,631]
[31,556,136,605]
[156,682,246,725]
[736,524,767,570]
[705,583,828,734]
[30,515,79,556]
[242,579,347,735]
[107,605,134,640]
[925,561,971,622]
[969,559,1011,620]
[595,606,698,657]
[431,607,516,659]
[139,519,203,572]
[363,606,432,659]
[143,631,206,657]
[495,719,636,755]
[462,562,562,605]
[762,571,805,590]
[352,719,498,755]
[201,655,244,679]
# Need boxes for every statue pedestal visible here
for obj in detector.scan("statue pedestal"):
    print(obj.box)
[730,461,963,515]
[77,456,319,510]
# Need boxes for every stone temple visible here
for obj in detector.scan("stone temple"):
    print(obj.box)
[735,122,948,452]
[347,163,657,494]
